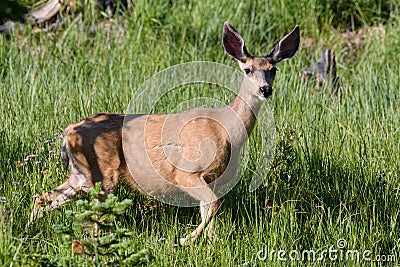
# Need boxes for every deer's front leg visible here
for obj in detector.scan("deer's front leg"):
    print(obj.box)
[177,173,221,246]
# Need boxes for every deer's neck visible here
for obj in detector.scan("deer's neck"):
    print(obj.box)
[222,86,264,147]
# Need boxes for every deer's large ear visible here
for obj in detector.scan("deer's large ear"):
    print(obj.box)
[222,22,250,63]
[267,25,300,64]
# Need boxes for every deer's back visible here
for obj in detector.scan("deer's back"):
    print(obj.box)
[65,110,233,195]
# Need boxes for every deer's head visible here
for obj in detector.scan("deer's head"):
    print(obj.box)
[223,22,300,99]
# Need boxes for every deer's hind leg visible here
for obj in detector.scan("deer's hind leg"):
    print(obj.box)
[29,164,94,225]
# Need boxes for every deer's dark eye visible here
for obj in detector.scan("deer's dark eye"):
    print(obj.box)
[270,67,277,78]
[244,68,251,75]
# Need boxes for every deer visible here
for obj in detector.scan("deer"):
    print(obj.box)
[30,22,300,246]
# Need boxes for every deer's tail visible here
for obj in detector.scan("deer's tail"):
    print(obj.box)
[61,129,70,169]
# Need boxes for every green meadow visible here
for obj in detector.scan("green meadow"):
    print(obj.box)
[0,0,399,266]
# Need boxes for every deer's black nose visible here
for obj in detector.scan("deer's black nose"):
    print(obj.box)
[259,86,273,98]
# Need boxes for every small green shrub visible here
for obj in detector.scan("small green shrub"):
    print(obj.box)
[52,183,151,266]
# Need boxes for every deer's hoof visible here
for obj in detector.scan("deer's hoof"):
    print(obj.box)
[179,236,191,246]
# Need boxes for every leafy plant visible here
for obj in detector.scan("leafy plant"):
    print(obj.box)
[52,183,151,266]
[15,254,60,267]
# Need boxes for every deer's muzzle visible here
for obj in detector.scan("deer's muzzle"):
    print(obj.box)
[259,86,273,98]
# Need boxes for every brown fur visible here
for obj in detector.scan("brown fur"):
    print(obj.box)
[30,22,300,245]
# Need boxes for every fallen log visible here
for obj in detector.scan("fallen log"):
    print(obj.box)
[28,0,62,24]
[0,0,130,35]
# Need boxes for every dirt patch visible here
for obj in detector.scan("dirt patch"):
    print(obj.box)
[341,25,385,52]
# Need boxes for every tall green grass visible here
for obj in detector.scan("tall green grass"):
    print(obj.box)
[1,0,399,265]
